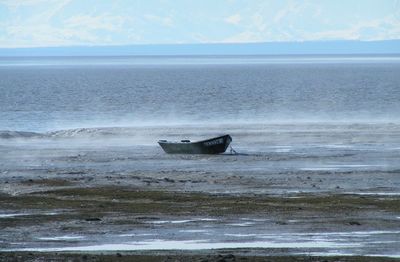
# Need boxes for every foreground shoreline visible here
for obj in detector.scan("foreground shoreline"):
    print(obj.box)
[1,123,399,260]
[1,252,398,262]
[1,185,399,259]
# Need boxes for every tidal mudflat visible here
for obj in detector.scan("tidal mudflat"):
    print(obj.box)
[1,123,400,261]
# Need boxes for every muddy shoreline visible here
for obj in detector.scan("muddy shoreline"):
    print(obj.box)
[1,183,399,259]
[1,124,400,260]
[0,252,398,262]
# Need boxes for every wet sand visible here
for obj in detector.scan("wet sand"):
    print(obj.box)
[0,123,399,260]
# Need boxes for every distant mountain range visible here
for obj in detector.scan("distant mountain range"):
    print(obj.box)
[1,40,400,56]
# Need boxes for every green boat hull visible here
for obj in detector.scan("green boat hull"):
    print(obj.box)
[158,135,232,154]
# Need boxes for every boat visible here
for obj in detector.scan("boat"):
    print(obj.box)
[158,134,232,154]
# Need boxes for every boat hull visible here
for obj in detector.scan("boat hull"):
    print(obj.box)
[158,135,232,154]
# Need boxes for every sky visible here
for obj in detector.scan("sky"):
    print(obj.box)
[0,0,399,48]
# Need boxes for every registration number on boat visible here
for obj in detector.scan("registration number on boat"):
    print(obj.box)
[204,138,223,146]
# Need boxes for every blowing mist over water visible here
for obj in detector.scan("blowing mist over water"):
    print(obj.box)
[1,55,400,132]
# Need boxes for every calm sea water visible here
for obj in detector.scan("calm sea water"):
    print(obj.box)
[1,55,400,132]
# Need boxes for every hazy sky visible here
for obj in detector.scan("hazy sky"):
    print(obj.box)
[0,0,399,48]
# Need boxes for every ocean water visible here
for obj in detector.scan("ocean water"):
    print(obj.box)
[1,55,400,132]
[1,55,400,256]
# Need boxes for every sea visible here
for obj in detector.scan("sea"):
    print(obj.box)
[1,55,400,257]
[1,55,400,132]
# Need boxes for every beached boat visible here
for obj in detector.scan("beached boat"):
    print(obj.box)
[158,134,232,154]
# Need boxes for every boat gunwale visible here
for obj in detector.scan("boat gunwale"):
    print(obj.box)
[158,134,231,145]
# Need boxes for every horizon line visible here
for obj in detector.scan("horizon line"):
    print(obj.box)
[1,39,400,56]
[1,39,400,50]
